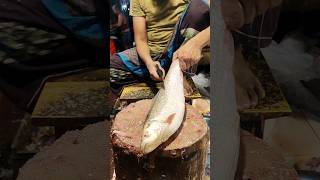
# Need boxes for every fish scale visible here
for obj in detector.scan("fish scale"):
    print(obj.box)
[140,60,185,154]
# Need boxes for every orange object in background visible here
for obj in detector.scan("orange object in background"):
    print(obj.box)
[110,39,116,56]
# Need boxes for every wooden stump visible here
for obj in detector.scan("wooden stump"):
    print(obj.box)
[111,99,209,180]
[239,131,299,179]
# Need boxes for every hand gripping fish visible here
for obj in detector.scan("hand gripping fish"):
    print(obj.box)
[141,60,185,154]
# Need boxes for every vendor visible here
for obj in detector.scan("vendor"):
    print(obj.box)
[110,0,281,111]
[110,0,210,86]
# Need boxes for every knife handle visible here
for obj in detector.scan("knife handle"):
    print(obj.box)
[156,64,165,79]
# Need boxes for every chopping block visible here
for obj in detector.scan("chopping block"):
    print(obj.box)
[111,99,209,180]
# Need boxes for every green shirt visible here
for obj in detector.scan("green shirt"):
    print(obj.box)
[130,0,188,56]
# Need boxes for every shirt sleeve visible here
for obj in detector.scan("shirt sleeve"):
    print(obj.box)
[129,0,145,16]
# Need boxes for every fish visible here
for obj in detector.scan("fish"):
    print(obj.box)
[140,60,185,154]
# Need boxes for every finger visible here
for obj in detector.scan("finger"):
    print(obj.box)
[154,75,162,81]
[192,53,203,67]
[189,63,198,74]
[151,76,161,81]
[154,61,161,66]
[236,88,252,111]
[239,0,257,25]
[254,79,266,99]
[150,77,156,81]
[181,57,190,71]
[241,91,252,110]
[180,54,191,71]
[150,70,161,81]
[186,58,193,71]
[180,60,187,71]
[159,66,165,78]
[159,65,165,72]
[247,87,258,107]
[150,74,156,81]
[154,61,165,77]
[255,0,270,16]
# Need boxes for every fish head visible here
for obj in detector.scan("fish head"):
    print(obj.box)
[140,120,166,154]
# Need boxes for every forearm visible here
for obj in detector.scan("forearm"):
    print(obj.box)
[189,27,210,49]
[132,16,153,67]
[135,40,153,66]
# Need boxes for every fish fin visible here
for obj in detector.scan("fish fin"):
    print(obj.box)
[166,113,176,124]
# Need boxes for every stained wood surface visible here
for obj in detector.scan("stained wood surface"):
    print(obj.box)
[242,51,291,114]
[31,68,110,126]
[112,99,209,180]
[112,99,208,155]
[31,81,109,126]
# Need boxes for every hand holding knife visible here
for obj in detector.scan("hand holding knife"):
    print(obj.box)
[156,63,165,79]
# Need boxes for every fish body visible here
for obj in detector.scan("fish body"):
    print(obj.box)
[141,60,185,154]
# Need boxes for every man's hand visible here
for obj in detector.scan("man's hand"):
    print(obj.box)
[173,27,210,71]
[222,0,282,30]
[173,40,203,71]
[146,61,165,81]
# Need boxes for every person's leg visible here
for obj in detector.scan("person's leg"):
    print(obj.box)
[110,46,159,92]
[110,50,140,92]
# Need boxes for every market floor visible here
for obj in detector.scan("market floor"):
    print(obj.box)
[262,33,320,172]
[264,113,320,170]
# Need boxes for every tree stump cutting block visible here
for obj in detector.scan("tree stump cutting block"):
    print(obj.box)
[111,99,209,180]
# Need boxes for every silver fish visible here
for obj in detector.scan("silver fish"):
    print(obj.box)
[141,60,185,154]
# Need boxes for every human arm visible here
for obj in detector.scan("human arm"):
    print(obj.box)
[173,26,210,71]
[133,16,165,81]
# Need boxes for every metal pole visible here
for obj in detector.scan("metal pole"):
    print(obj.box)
[211,0,240,179]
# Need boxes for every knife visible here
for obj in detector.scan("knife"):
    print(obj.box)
[156,63,165,79]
